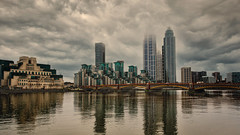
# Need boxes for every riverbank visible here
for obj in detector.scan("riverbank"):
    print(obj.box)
[0,88,142,95]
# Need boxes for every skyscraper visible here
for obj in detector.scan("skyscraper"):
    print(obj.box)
[181,67,192,83]
[95,43,105,67]
[143,34,156,81]
[162,27,176,83]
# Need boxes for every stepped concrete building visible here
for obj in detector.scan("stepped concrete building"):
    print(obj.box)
[0,56,64,90]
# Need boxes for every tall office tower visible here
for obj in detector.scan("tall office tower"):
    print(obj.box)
[143,34,157,81]
[162,27,176,83]
[181,67,192,83]
[95,42,105,67]
[156,50,163,82]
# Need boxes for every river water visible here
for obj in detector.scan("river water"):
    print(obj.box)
[0,90,240,135]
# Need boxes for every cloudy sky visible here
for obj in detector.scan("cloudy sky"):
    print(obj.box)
[0,0,239,82]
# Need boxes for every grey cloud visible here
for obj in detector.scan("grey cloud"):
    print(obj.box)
[0,0,240,82]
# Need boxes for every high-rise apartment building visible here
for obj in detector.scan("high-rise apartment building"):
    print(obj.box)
[156,51,163,82]
[114,61,124,78]
[95,43,105,67]
[181,67,192,83]
[162,27,176,83]
[143,34,156,81]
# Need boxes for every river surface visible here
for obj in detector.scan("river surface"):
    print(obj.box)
[0,90,240,135]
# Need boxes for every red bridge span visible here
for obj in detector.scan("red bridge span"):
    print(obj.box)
[83,83,240,91]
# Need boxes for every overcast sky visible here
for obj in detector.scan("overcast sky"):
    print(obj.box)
[0,0,240,82]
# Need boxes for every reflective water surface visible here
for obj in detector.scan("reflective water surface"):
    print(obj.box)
[0,90,240,135]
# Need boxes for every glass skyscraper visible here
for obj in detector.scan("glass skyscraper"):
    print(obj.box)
[162,28,176,83]
[143,34,156,81]
[95,43,105,67]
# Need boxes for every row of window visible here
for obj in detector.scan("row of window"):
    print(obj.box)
[18,83,56,86]
[11,70,51,76]
[19,80,27,82]
[18,83,27,85]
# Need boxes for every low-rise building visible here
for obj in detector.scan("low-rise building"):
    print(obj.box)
[202,76,216,83]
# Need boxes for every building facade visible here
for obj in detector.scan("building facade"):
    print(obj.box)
[128,65,138,83]
[114,61,124,79]
[95,43,105,67]
[212,72,222,82]
[181,67,192,83]
[202,76,216,83]
[0,60,14,86]
[156,51,163,82]
[162,28,176,83]
[1,56,64,89]
[226,72,240,83]
[191,71,207,83]
[74,63,152,87]
[143,34,157,81]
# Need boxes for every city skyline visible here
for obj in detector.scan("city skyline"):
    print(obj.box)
[0,0,239,82]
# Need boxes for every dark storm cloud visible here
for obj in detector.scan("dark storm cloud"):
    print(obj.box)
[0,0,239,81]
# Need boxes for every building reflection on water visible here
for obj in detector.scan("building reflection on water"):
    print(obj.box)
[0,93,64,134]
[143,91,177,135]
[74,91,177,135]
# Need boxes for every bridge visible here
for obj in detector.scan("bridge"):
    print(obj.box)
[82,83,240,91]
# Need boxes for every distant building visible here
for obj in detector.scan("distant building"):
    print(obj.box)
[212,72,222,82]
[192,71,207,83]
[0,59,14,86]
[74,72,80,87]
[128,65,137,83]
[95,43,105,67]
[181,67,192,83]
[74,63,152,87]
[162,27,176,83]
[226,72,240,83]
[202,76,216,83]
[114,61,124,78]
[64,82,74,88]
[156,51,163,82]
[143,34,156,81]
[1,56,64,89]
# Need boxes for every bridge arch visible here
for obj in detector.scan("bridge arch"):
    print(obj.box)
[150,85,189,90]
[119,85,146,89]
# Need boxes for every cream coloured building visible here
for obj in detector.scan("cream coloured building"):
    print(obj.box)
[1,56,64,90]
